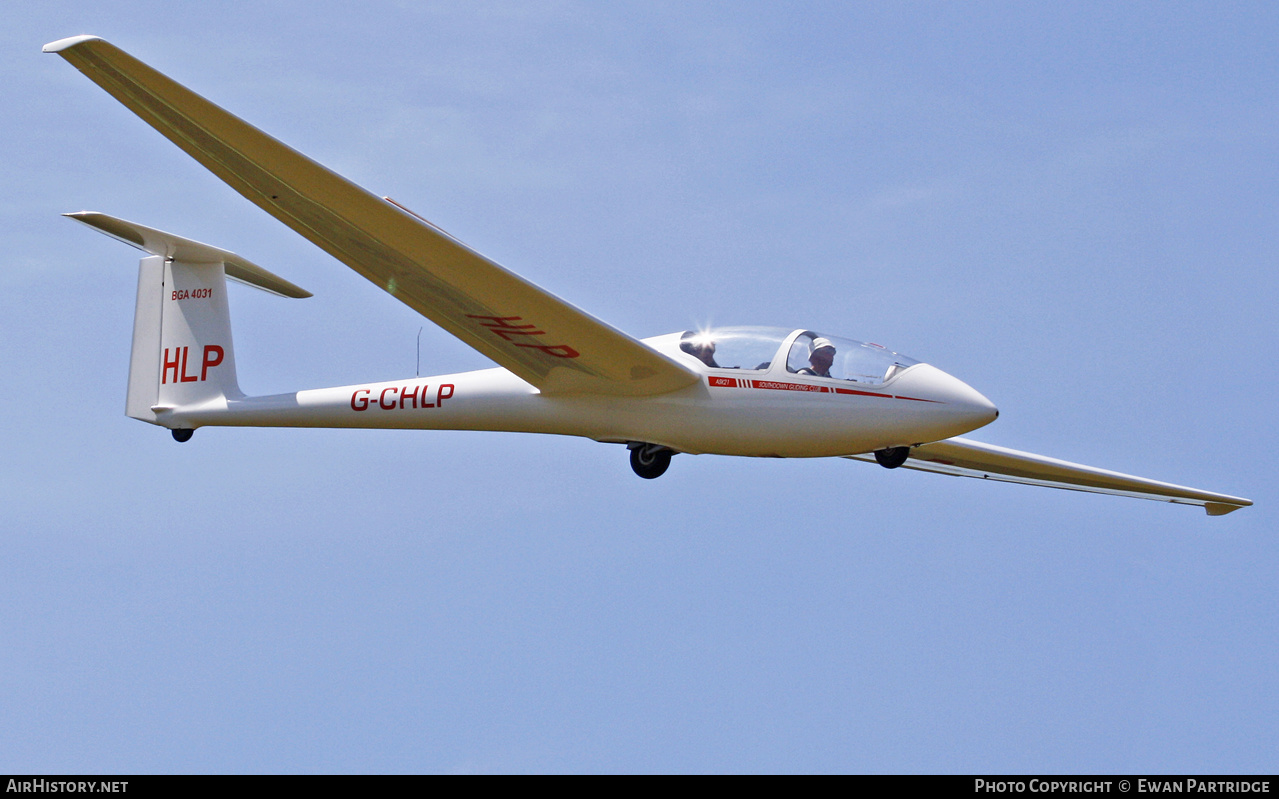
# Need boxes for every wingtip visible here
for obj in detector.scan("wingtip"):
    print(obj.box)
[1205,501,1251,516]
[43,35,104,54]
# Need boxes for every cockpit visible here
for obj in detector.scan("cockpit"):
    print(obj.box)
[668,326,920,386]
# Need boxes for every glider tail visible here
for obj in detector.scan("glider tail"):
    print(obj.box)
[65,212,310,427]
[135,253,242,421]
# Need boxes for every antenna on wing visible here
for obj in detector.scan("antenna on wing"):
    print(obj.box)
[416,327,423,377]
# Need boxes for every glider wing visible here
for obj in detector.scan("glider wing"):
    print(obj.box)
[847,437,1253,515]
[45,35,699,396]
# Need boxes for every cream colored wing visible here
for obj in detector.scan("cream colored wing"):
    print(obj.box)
[46,36,699,397]
[847,437,1253,515]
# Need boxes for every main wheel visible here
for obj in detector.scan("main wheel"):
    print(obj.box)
[874,446,910,469]
[171,428,194,443]
[630,445,673,479]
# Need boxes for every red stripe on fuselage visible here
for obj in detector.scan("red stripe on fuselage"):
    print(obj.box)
[707,376,940,403]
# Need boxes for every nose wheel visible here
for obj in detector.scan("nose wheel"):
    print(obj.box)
[874,446,910,469]
[629,444,673,479]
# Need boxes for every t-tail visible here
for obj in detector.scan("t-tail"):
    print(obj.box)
[66,212,310,431]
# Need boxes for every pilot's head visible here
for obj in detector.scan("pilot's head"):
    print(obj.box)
[810,337,835,374]
[680,332,717,367]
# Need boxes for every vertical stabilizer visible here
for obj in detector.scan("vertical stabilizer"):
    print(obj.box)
[66,211,308,428]
[154,258,243,413]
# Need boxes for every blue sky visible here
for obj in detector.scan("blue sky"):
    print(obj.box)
[3,2,1276,773]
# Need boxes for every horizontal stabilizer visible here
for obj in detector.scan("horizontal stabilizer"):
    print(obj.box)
[847,437,1253,515]
[65,211,310,298]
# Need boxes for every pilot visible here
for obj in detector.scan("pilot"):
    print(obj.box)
[797,337,835,377]
[679,331,720,368]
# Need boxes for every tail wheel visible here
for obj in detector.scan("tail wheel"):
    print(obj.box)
[630,444,673,479]
[171,428,194,443]
[874,446,910,469]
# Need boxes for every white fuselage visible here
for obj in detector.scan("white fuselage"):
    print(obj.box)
[164,333,999,458]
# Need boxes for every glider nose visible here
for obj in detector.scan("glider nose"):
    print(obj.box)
[895,364,998,435]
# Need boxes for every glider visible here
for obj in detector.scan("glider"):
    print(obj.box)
[45,35,1252,515]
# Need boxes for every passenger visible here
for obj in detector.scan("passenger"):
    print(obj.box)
[679,331,720,368]
[797,337,835,377]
